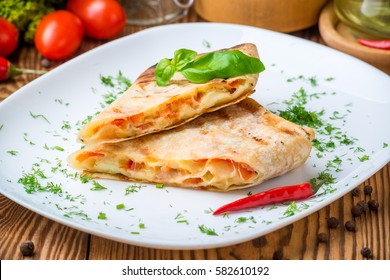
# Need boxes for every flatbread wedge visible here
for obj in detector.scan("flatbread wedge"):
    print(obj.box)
[68,99,315,192]
[78,43,261,144]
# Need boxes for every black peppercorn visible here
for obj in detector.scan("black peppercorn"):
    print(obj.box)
[368,199,379,211]
[318,232,329,243]
[351,204,363,217]
[327,217,339,229]
[272,250,283,260]
[20,240,35,256]
[345,220,356,232]
[363,185,373,195]
[357,200,369,212]
[40,58,51,68]
[360,247,372,258]
[351,187,361,197]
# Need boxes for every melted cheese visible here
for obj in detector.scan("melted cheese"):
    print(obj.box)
[79,77,252,144]
[74,151,257,191]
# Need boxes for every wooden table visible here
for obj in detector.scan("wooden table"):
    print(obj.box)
[1,8,389,260]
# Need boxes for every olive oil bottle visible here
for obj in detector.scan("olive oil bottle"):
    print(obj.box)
[334,0,390,38]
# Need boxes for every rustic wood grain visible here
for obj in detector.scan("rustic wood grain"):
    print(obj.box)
[87,163,389,260]
[0,194,89,260]
[0,7,389,260]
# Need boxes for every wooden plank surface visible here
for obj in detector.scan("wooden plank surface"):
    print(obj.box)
[0,8,389,260]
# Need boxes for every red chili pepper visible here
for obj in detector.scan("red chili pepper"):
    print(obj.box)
[357,39,390,50]
[0,57,47,82]
[213,181,322,215]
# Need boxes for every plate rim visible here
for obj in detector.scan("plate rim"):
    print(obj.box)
[1,22,389,250]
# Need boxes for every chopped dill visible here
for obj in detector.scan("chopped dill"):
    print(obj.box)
[235,216,256,224]
[198,224,218,236]
[61,120,71,131]
[90,181,107,191]
[97,212,107,220]
[7,150,18,156]
[64,210,91,221]
[99,71,132,108]
[282,201,299,217]
[203,40,211,48]
[278,104,323,128]
[358,155,370,162]
[124,184,143,195]
[116,203,125,210]
[30,112,50,124]
[18,170,62,195]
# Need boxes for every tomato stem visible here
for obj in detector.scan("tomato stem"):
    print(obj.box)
[1,57,47,81]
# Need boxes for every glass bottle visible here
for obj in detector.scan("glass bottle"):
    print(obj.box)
[334,0,390,38]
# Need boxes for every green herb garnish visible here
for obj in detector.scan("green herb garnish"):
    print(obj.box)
[155,48,265,86]
[30,112,50,124]
[281,201,309,218]
[203,40,211,48]
[54,99,70,106]
[235,216,256,224]
[358,155,370,162]
[97,212,107,220]
[90,181,107,191]
[155,183,164,189]
[198,224,218,236]
[7,150,18,156]
[18,170,62,195]
[52,146,64,152]
[124,184,143,195]
[64,210,91,220]
[278,104,323,128]
[61,121,71,131]
[116,203,125,210]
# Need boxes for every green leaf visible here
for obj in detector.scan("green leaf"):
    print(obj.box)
[173,48,197,70]
[155,58,176,86]
[181,50,265,83]
[154,48,264,86]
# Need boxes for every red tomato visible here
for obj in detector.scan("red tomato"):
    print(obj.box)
[0,16,19,57]
[67,0,126,40]
[34,10,84,60]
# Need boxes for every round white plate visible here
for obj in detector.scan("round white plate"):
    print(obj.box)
[0,23,389,249]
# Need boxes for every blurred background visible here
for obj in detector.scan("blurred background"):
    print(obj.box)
[1,0,389,81]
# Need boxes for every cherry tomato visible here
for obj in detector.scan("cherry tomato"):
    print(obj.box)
[0,17,19,57]
[34,10,84,61]
[67,0,126,40]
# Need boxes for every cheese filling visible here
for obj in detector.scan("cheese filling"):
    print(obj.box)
[81,78,249,143]
[75,151,257,191]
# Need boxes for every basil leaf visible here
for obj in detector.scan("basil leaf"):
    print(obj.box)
[181,50,265,83]
[173,48,197,70]
[155,58,176,86]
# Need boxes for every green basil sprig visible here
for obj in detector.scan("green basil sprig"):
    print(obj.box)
[155,48,265,86]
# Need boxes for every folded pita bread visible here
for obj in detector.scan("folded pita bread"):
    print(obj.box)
[78,43,261,144]
[69,99,315,191]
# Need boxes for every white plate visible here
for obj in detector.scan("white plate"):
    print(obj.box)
[1,23,389,250]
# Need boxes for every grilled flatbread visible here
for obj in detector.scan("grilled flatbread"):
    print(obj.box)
[69,99,315,192]
[78,43,261,144]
